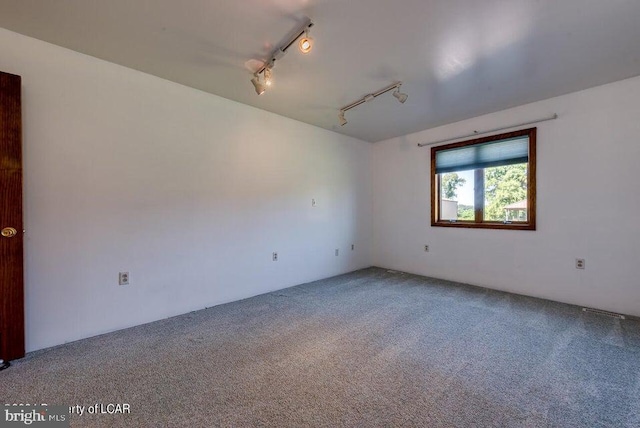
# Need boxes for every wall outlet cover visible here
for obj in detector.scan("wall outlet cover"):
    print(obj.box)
[119,272,129,285]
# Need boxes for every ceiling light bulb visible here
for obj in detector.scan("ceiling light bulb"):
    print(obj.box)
[393,88,408,104]
[338,111,347,126]
[251,75,266,95]
[264,68,273,86]
[298,31,313,54]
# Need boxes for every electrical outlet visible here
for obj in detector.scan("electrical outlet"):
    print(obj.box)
[273,252,278,262]
[351,244,355,251]
[119,272,129,285]
[576,258,585,269]
[335,249,339,256]
[312,198,317,207]
[424,245,429,252]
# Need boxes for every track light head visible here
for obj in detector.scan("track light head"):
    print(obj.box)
[393,87,408,104]
[298,30,313,54]
[338,111,347,126]
[264,67,273,87]
[251,75,266,95]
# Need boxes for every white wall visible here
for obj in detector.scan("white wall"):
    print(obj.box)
[0,28,373,352]
[373,75,640,316]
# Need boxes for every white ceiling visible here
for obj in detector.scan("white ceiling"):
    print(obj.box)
[1,0,640,142]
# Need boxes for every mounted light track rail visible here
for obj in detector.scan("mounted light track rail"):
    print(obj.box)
[338,82,408,126]
[250,17,314,95]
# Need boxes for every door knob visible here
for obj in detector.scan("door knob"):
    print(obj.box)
[1,227,17,238]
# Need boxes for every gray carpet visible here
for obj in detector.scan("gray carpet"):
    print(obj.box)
[2,267,639,427]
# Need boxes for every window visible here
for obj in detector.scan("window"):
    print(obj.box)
[431,128,536,230]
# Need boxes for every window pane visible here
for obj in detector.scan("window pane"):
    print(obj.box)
[435,136,529,173]
[440,170,474,221]
[483,163,528,222]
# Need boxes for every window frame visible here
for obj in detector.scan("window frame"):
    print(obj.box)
[431,127,536,231]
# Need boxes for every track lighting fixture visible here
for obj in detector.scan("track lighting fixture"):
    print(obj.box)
[264,67,273,87]
[249,17,314,95]
[298,30,313,54]
[393,86,409,103]
[337,82,408,126]
[251,74,266,95]
[338,110,347,126]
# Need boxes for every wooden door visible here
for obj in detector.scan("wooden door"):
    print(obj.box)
[0,71,24,362]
